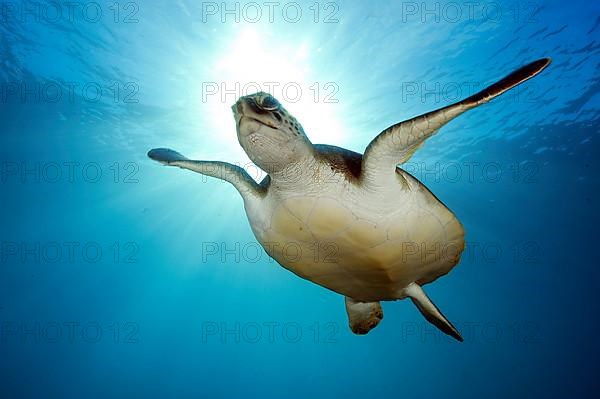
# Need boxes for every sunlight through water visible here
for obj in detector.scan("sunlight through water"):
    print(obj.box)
[203,26,346,172]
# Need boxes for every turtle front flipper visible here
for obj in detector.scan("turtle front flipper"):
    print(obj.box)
[148,148,265,203]
[345,297,384,335]
[361,58,551,188]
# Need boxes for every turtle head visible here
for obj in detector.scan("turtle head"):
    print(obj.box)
[232,92,312,173]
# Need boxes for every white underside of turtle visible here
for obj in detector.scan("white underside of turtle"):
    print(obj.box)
[149,58,551,341]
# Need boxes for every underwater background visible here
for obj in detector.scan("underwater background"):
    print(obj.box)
[1,0,599,397]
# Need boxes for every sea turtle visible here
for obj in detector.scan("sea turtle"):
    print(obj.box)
[149,58,551,341]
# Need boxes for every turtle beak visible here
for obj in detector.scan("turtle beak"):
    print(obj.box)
[231,101,241,119]
[231,100,244,128]
[232,97,279,130]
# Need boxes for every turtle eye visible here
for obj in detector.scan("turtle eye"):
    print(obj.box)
[258,95,280,111]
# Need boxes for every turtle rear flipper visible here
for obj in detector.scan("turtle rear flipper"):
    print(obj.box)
[404,283,463,342]
[345,297,384,335]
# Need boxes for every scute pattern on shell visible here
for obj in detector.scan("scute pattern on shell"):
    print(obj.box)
[254,191,465,302]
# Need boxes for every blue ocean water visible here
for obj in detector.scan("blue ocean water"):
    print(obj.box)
[1,0,599,397]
